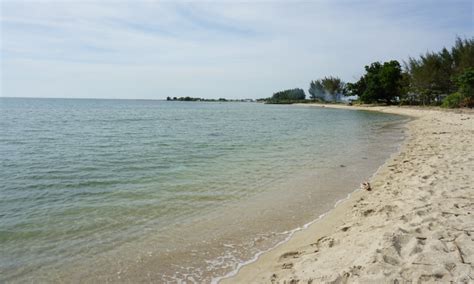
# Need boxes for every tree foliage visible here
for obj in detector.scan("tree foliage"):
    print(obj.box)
[405,37,473,106]
[271,37,474,108]
[308,80,325,101]
[347,60,403,104]
[455,67,474,107]
[441,92,463,108]
[308,77,345,102]
[270,88,306,102]
[321,76,345,102]
[406,51,454,104]
[452,37,474,74]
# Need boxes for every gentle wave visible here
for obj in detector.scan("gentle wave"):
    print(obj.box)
[0,98,407,282]
[212,118,409,283]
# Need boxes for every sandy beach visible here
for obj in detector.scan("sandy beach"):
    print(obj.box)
[222,105,474,283]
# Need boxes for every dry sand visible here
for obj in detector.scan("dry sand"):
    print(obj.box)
[222,105,474,283]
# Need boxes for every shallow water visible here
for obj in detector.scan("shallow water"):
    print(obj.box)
[0,98,407,282]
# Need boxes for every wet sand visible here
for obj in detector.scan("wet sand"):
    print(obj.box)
[222,105,474,283]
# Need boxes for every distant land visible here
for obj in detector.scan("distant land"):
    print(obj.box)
[166,96,255,102]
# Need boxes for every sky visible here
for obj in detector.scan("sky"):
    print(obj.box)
[1,0,473,100]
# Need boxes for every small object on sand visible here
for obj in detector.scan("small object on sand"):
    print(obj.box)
[361,182,371,191]
[340,226,350,232]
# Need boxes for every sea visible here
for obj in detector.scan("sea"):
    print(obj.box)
[0,98,408,282]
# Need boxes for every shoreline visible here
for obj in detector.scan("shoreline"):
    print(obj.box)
[215,123,407,284]
[2,102,408,283]
[222,105,474,283]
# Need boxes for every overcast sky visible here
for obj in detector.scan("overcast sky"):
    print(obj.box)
[1,0,473,100]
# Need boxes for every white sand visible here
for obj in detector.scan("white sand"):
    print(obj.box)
[222,105,474,283]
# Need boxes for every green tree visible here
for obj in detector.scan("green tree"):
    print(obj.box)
[406,52,452,104]
[379,60,404,103]
[320,76,345,102]
[455,67,474,107]
[346,77,366,98]
[349,61,403,104]
[270,88,306,102]
[452,37,474,74]
[405,37,473,105]
[308,80,325,101]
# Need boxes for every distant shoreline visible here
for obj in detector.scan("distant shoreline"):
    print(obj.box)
[222,105,474,283]
[0,96,257,102]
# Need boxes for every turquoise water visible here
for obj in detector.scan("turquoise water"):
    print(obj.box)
[0,98,407,282]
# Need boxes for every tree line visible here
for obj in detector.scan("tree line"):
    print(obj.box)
[309,76,345,102]
[267,37,473,108]
[265,88,306,103]
[166,96,255,102]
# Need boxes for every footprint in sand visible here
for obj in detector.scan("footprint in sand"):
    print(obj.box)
[279,251,301,261]
[363,209,375,217]
[318,236,336,248]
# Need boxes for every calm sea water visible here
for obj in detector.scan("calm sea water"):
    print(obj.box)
[0,98,407,282]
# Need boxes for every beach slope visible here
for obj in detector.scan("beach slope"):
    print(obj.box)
[223,106,474,283]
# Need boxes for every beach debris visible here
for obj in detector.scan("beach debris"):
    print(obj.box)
[361,181,372,191]
[340,226,351,232]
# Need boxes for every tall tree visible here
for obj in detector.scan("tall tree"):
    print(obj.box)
[405,37,473,105]
[456,67,474,107]
[452,37,474,74]
[348,60,403,104]
[320,76,345,102]
[308,80,325,101]
[406,52,452,104]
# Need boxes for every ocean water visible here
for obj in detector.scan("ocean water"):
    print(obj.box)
[0,98,407,282]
